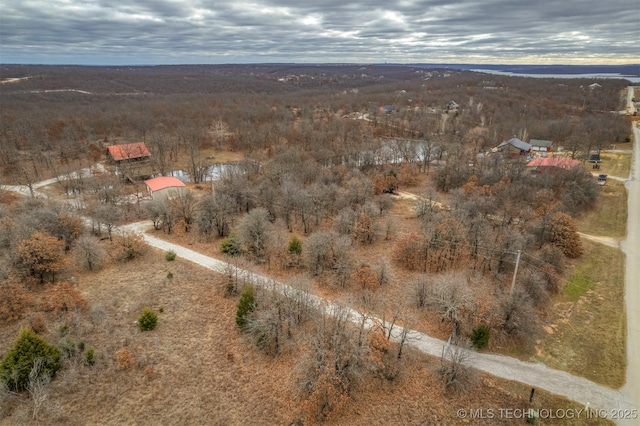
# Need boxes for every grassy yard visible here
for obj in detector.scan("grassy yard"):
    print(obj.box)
[597,153,632,179]
[576,180,627,238]
[534,241,626,388]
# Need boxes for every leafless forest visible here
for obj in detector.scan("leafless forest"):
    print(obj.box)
[0,64,630,423]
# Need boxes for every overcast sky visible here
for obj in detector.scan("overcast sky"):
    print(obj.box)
[1,0,638,65]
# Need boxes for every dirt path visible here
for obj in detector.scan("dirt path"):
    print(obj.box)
[32,163,106,189]
[120,220,636,420]
[0,76,33,84]
[577,232,621,248]
[5,155,639,423]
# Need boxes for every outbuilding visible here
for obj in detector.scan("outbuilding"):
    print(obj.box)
[144,176,187,201]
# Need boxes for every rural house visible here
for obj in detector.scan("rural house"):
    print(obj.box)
[529,139,553,152]
[492,137,532,156]
[144,176,187,201]
[446,100,459,111]
[107,142,150,163]
[527,157,580,173]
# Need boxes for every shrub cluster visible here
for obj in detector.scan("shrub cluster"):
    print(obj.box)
[0,329,61,391]
[138,308,158,331]
[236,286,256,329]
[470,325,491,349]
[165,250,177,261]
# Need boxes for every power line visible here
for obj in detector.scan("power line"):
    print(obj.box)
[520,250,571,275]
[518,258,598,294]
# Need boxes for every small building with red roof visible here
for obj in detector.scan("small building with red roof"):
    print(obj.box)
[527,157,581,172]
[107,142,150,163]
[144,176,187,201]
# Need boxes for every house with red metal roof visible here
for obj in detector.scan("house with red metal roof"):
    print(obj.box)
[144,176,186,201]
[527,157,581,172]
[107,142,150,163]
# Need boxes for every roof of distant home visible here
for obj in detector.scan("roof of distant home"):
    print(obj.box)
[530,139,553,147]
[107,142,150,161]
[496,137,531,151]
[144,176,186,192]
[527,157,581,170]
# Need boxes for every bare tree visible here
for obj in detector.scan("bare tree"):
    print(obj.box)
[222,255,251,296]
[86,174,124,205]
[92,204,121,240]
[375,194,393,216]
[372,302,414,379]
[27,358,52,420]
[170,191,197,232]
[411,274,429,308]
[73,234,106,271]
[196,193,236,238]
[333,207,357,235]
[237,207,274,262]
[304,230,353,286]
[353,210,375,245]
[245,277,315,355]
[148,131,173,176]
[497,287,539,344]
[144,200,166,231]
[425,272,473,332]
[439,336,476,394]
[13,162,39,198]
[180,125,209,184]
[297,306,367,421]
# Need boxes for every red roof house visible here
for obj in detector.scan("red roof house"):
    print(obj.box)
[144,176,186,201]
[107,142,150,163]
[527,157,580,171]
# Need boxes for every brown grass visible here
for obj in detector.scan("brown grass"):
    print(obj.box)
[1,253,302,425]
[598,153,632,179]
[198,148,246,164]
[576,180,627,238]
[0,249,610,425]
[0,190,19,206]
[531,241,626,388]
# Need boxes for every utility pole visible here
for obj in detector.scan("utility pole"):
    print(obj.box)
[510,250,522,296]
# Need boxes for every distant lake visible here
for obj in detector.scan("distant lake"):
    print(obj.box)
[470,69,640,83]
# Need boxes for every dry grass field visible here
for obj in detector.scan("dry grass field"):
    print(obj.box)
[0,248,610,425]
[576,173,628,238]
[532,241,626,388]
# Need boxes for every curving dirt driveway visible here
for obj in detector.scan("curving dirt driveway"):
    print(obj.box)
[577,232,620,248]
[122,219,635,421]
[3,145,639,423]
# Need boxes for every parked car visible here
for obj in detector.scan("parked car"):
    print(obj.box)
[597,174,607,185]
[589,151,601,163]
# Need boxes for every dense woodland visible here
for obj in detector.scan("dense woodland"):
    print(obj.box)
[0,64,632,422]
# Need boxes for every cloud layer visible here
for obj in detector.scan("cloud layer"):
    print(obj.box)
[1,0,638,64]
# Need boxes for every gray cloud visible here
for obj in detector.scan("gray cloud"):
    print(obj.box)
[0,0,637,64]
